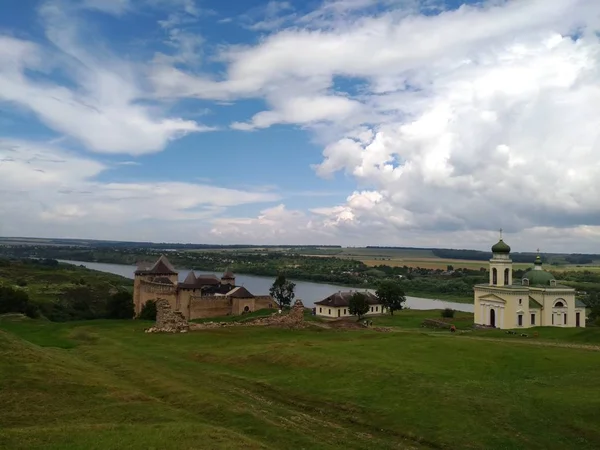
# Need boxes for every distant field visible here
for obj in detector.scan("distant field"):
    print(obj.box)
[183,245,600,272]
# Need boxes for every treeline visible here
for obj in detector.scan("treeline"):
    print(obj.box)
[1,238,342,250]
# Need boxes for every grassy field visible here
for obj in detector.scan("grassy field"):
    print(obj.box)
[2,311,600,450]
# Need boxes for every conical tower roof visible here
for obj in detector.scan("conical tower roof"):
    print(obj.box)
[146,255,177,274]
[183,270,197,284]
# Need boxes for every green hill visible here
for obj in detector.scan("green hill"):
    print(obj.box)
[2,317,600,449]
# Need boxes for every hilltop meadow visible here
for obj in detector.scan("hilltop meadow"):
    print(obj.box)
[2,312,600,450]
[2,250,600,449]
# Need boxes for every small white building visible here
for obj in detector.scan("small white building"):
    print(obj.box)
[314,290,385,318]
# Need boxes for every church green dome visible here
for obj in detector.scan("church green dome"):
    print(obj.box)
[491,239,511,254]
[522,269,555,286]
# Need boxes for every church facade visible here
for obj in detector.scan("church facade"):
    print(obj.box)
[474,237,586,329]
[133,255,275,320]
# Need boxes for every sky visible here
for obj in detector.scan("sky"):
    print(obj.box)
[1,0,600,252]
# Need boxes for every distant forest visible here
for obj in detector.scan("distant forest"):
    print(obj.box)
[0,238,342,250]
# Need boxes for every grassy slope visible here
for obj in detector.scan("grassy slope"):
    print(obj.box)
[2,314,600,450]
[0,261,133,304]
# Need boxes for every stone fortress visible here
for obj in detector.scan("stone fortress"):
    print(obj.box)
[474,233,587,329]
[134,255,275,320]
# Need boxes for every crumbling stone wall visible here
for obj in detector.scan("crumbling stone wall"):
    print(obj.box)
[191,299,307,330]
[145,298,189,333]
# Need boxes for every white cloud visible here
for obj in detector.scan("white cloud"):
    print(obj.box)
[210,204,334,244]
[2,0,600,250]
[148,0,600,250]
[0,139,279,240]
[0,2,212,155]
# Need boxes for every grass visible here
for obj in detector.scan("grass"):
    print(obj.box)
[2,314,600,449]
[191,308,275,324]
[0,260,133,305]
[369,309,475,329]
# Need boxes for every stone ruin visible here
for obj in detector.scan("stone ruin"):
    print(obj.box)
[145,298,189,333]
[144,298,307,333]
[190,299,307,330]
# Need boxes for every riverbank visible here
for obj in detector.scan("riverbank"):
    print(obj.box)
[59,260,475,312]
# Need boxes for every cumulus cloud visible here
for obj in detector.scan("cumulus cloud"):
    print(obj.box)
[210,204,334,244]
[149,0,600,250]
[0,139,279,240]
[2,0,600,250]
[0,1,211,155]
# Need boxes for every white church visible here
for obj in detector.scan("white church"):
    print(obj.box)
[474,234,587,329]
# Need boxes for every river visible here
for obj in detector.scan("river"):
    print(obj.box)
[60,260,474,312]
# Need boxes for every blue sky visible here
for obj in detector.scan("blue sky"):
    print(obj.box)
[1,0,600,251]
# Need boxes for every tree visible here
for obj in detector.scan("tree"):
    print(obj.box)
[349,292,370,320]
[0,286,39,318]
[269,275,296,308]
[138,300,157,321]
[106,291,134,319]
[441,308,455,318]
[584,292,600,323]
[375,280,406,315]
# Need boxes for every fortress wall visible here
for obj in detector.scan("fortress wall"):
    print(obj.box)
[138,280,178,314]
[176,289,194,319]
[253,295,276,310]
[231,298,255,315]
[134,276,143,315]
[231,296,275,315]
[189,296,232,319]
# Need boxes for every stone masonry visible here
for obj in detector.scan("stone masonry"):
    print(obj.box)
[145,298,190,333]
[190,299,307,330]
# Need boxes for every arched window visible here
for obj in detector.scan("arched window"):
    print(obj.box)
[504,268,510,285]
[554,300,565,308]
[550,280,557,287]
[492,268,498,285]
[522,278,529,286]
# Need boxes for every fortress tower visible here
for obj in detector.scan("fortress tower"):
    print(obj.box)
[221,268,235,288]
[133,255,178,315]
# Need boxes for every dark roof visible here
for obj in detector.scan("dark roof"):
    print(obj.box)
[196,275,220,285]
[183,271,197,284]
[491,239,511,254]
[135,255,177,275]
[226,286,254,298]
[178,274,221,289]
[315,291,379,307]
[528,296,542,309]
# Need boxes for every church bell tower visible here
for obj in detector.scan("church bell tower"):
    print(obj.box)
[489,229,513,286]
